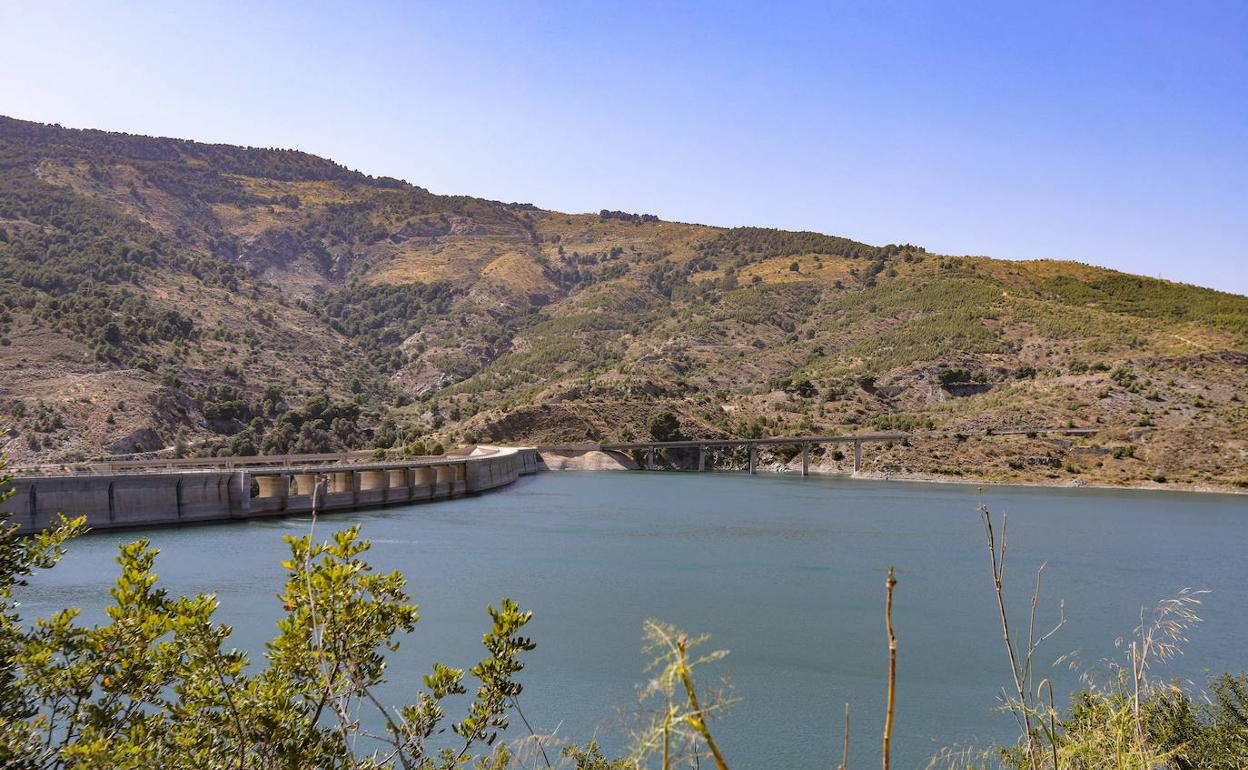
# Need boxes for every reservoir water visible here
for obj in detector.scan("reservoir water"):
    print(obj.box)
[14,471,1248,768]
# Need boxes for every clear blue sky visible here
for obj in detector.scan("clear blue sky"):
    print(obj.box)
[3,1,1246,293]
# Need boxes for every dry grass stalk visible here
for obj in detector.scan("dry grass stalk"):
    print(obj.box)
[632,620,734,770]
[882,566,897,770]
[1120,587,1207,756]
[839,702,850,770]
[676,632,729,770]
[979,506,1066,768]
[509,695,554,769]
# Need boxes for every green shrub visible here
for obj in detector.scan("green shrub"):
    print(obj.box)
[647,411,684,442]
[0,500,535,769]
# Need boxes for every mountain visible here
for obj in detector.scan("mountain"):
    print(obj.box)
[1,115,1245,490]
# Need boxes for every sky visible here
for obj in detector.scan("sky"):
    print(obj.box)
[2,0,1246,293]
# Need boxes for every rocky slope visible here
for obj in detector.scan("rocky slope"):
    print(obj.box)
[2,116,1246,490]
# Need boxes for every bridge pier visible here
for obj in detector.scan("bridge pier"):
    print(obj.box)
[748,446,757,475]
[801,443,810,476]
[330,471,354,493]
[359,470,386,491]
[255,474,287,500]
[646,447,655,471]
[412,466,435,485]
[698,444,706,472]
[853,441,862,474]
[293,473,318,496]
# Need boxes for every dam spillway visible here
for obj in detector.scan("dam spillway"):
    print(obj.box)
[6,447,540,535]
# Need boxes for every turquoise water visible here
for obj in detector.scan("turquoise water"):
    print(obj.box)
[15,472,1248,768]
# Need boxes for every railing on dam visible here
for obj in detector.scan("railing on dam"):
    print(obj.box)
[7,447,495,477]
[6,447,540,535]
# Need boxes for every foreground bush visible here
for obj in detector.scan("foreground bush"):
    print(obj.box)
[932,671,1248,770]
[958,509,1248,770]
[0,462,535,769]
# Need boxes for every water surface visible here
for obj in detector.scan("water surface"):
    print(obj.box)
[16,472,1248,768]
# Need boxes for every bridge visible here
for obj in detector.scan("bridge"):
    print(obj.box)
[6,446,539,535]
[563,427,1101,475]
[599,433,908,475]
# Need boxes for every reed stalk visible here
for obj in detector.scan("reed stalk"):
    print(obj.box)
[839,703,850,770]
[883,566,897,770]
[677,633,729,770]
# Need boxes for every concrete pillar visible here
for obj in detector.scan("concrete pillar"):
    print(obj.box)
[412,466,435,485]
[234,472,251,516]
[387,468,408,488]
[749,446,757,475]
[645,447,655,470]
[359,470,386,491]
[255,475,286,499]
[293,473,317,496]
[435,465,454,484]
[330,471,354,493]
[801,443,810,476]
[698,445,706,472]
[853,441,863,473]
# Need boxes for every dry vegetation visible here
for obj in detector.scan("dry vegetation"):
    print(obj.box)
[2,115,1245,490]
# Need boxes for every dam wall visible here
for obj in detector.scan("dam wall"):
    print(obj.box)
[6,447,538,535]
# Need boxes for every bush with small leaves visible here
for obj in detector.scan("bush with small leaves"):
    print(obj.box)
[0,456,536,770]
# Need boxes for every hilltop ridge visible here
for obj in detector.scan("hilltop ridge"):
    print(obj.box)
[1,115,1245,490]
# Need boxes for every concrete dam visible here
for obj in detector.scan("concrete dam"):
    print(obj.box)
[7,446,539,535]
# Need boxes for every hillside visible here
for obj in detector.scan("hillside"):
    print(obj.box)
[1,115,1246,490]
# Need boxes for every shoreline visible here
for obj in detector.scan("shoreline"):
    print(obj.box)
[536,449,1248,497]
[843,468,1248,497]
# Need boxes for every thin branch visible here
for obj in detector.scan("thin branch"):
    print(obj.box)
[882,567,897,770]
[1042,678,1058,770]
[308,659,344,731]
[208,650,248,770]
[355,677,413,770]
[676,634,729,770]
[1024,563,1043,689]
[510,695,553,770]
[981,506,1038,765]
[839,702,850,770]
[663,705,672,770]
